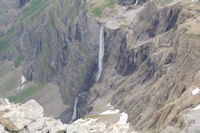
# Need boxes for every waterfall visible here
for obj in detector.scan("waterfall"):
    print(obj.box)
[134,0,138,5]
[96,24,105,82]
[70,96,78,123]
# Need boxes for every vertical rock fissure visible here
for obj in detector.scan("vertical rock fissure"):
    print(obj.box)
[96,24,105,82]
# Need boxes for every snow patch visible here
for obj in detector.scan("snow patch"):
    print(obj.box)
[116,112,128,125]
[16,75,26,90]
[20,85,25,90]
[192,87,200,95]
[100,109,120,115]
[107,103,111,107]
[21,75,26,84]
[193,104,200,110]
[16,86,20,90]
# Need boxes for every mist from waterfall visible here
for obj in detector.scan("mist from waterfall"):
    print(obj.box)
[70,96,78,123]
[96,24,105,82]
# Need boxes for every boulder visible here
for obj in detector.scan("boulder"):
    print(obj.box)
[66,118,130,133]
[0,99,11,115]
[19,100,44,120]
[0,100,43,131]
[27,118,45,132]
[0,124,5,133]
[42,118,66,133]
[18,128,29,133]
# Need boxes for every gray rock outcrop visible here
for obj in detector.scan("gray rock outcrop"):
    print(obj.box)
[0,99,43,131]
[0,99,131,133]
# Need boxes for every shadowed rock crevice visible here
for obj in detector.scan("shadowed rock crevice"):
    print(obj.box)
[18,0,30,8]
[116,38,137,76]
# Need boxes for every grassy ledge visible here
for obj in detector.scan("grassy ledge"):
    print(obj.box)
[90,0,116,18]
[0,27,14,52]
[9,83,46,103]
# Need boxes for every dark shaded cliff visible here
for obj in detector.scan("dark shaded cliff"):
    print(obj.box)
[18,0,30,8]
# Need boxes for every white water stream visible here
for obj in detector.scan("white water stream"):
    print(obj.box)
[95,7,129,82]
[70,96,78,123]
[134,0,139,5]
[96,24,105,82]
[70,7,129,122]
[70,92,88,123]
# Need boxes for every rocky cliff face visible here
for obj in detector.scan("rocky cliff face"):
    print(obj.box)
[1,0,101,122]
[0,0,99,123]
[0,0,200,132]
[87,0,200,132]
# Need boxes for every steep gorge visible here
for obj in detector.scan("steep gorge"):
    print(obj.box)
[0,0,200,133]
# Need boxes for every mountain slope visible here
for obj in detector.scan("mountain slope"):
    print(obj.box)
[0,0,200,132]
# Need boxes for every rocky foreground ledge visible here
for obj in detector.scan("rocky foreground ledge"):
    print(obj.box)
[0,99,132,133]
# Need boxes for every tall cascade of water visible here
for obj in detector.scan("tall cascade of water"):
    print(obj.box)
[70,96,78,123]
[135,0,139,5]
[96,24,105,82]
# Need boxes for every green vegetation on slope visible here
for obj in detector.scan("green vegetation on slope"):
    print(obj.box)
[90,0,115,17]
[38,54,54,75]
[62,90,68,103]
[20,0,53,21]
[0,62,15,78]
[14,55,24,68]
[83,115,99,119]
[64,0,82,23]
[35,42,54,81]
[9,83,46,103]
[49,12,56,31]
[0,27,14,52]
[0,69,20,95]
[45,42,53,55]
